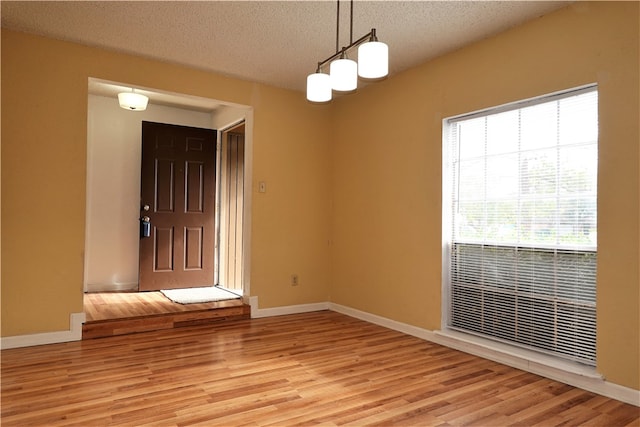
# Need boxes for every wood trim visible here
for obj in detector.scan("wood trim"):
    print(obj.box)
[0,312,86,349]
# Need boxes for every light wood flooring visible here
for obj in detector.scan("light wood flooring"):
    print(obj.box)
[83,291,250,339]
[84,290,246,321]
[2,311,638,426]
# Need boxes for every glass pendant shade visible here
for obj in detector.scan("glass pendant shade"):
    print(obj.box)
[118,92,149,111]
[358,41,388,79]
[330,58,358,92]
[306,72,332,102]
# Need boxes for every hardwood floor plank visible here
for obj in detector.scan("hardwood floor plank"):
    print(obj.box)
[2,311,638,426]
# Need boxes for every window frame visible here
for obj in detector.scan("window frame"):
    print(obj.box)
[441,84,598,365]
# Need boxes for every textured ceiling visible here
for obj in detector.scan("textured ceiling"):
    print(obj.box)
[2,1,571,94]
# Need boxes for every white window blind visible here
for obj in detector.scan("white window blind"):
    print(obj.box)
[444,86,598,365]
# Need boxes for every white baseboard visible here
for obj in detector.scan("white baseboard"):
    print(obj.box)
[330,302,438,342]
[248,296,329,318]
[85,282,138,292]
[328,302,640,407]
[0,312,86,350]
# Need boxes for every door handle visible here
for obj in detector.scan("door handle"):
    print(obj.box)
[140,216,151,238]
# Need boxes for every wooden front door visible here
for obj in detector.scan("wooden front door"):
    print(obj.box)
[139,121,217,291]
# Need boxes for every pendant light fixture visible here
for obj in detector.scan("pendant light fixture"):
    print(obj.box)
[357,29,388,79]
[330,49,358,92]
[306,0,388,103]
[307,68,332,103]
[118,88,149,111]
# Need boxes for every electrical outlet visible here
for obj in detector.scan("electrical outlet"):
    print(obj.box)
[291,274,299,286]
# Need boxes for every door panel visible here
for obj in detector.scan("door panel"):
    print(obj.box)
[139,121,216,291]
[185,161,204,212]
[155,159,175,212]
[154,227,174,272]
[184,226,203,270]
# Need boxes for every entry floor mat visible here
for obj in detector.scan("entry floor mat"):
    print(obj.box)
[160,286,241,304]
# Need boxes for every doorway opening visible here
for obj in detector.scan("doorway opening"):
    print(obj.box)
[83,78,253,325]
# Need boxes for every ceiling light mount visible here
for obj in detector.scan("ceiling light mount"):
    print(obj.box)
[306,0,388,103]
[118,88,149,111]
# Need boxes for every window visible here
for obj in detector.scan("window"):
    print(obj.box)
[443,86,598,365]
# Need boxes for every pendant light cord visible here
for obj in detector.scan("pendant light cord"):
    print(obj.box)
[336,0,354,53]
[335,0,340,54]
[350,0,353,45]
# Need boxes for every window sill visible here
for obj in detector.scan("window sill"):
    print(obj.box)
[434,328,601,380]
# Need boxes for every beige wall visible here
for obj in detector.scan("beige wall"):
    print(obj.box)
[1,1,638,392]
[330,2,639,389]
[1,29,332,335]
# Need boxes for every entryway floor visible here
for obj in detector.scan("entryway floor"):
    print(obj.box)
[83,291,250,339]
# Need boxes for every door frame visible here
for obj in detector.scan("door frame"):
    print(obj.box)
[83,78,254,298]
[216,120,246,292]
